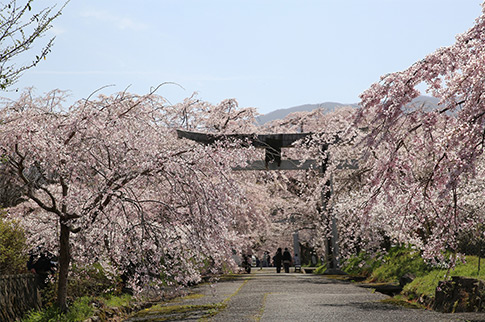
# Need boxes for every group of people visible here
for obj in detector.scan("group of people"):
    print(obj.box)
[272,247,300,273]
[241,247,302,274]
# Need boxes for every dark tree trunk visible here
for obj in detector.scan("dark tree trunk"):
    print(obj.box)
[57,219,70,312]
[479,237,482,275]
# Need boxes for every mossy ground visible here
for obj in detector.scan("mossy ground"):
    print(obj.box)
[380,295,425,309]
[323,246,485,310]
[128,273,246,320]
[403,255,485,303]
[130,302,227,321]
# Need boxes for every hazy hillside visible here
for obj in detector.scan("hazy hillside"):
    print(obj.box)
[256,102,358,124]
[256,95,439,124]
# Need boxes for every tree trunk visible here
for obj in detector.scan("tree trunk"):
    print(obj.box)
[57,219,71,312]
[479,255,481,276]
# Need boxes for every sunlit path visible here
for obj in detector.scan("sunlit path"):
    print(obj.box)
[128,268,483,321]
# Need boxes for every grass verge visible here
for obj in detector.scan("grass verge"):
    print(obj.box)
[403,256,485,306]
[22,296,94,322]
[319,246,484,310]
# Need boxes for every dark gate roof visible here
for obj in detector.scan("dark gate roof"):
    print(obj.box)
[176,130,312,148]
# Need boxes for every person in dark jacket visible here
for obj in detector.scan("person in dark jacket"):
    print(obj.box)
[242,254,251,274]
[282,248,292,273]
[27,247,57,288]
[273,248,282,273]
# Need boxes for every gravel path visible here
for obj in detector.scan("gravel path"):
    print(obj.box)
[128,268,485,321]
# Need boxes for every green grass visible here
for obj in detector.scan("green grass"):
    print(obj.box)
[403,255,485,301]
[22,293,135,322]
[380,295,425,309]
[370,247,429,283]
[340,251,382,277]
[339,246,430,283]
[338,247,484,309]
[22,296,94,322]
[99,293,132,307]
[167,292,205,304]
[314,264,327,274]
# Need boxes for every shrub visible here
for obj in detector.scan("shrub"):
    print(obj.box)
[340,245,431,283]
[341,251,383,277]
[68,262,121,299]
[370,246,429,283]
[100,293,132,308]
[22,296,94,322]
[457,224,485,257]
[0,213,28,274]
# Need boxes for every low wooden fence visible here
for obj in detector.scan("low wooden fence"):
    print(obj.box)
[0,274,41,321]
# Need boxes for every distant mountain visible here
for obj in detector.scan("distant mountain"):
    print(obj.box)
[411,95,440,108]
[256,102,358,124]
[256,96,439,124]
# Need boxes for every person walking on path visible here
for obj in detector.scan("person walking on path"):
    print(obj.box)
[273,248,282,273]
[242,254,251,274]
[282,248,292,273]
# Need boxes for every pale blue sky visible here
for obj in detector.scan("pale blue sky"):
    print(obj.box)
[3,1,483,114]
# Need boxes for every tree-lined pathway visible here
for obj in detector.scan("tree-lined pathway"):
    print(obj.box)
[128,268,483,321]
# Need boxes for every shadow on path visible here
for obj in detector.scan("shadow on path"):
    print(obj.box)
[128,268,485,321]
